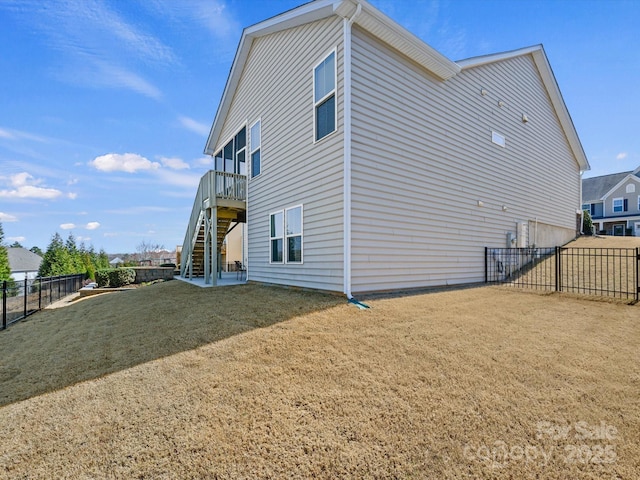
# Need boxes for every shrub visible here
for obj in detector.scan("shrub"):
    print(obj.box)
[582,210,594,235]
[109,268,135,287]
[95,268,136,287]
[96,269,110,287]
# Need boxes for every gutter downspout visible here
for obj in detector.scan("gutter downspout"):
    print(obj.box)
[343,2,361,300]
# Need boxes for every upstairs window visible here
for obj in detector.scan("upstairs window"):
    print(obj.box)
[250,120,261,178]
[626,184,635,193]
[613,198,627,213]
[314,51,336,141]
[214,126,246,175]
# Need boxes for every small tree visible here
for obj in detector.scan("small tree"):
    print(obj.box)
[9,241,23,248]
[582,210,594,236]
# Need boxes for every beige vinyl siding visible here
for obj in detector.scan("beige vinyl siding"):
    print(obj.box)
[216,17,344,291]
[350,27,580,293]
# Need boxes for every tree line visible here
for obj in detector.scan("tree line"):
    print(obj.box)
[0,222,110,283]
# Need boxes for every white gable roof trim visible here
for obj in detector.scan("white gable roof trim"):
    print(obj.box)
[205,0,461,155]
[459,45,589,172]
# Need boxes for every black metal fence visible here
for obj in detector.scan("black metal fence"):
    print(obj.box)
[486,247,640,301]
[1,274,85,330]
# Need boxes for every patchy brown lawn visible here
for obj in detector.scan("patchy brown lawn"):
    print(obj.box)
[0,279,638,479]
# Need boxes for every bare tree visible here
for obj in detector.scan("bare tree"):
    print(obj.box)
[135,240,166,265]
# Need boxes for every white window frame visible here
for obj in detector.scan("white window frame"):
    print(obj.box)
[613,197,624,213]
[491,131,506,148]
[313,49,337,143]
[214,124,247,174]
[269,205,304,265]
[250,119,261,179]
[637,195,640,211]
[269,210,284,264]
[285,205,303,264]
[626,184,635,194]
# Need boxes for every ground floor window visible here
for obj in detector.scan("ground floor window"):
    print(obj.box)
[270,205,303,264]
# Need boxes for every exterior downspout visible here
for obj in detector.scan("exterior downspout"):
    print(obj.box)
[343,2,361,299]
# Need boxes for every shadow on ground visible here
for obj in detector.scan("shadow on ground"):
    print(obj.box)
[0,280,343,407]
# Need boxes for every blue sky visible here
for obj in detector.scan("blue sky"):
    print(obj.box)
[1,0,639,253]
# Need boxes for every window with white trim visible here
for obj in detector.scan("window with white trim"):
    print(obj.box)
[250,120,261,178]
[269,206,303,264]
[285,205,303,263]
[270,211,284,263]
[613,197,627,213]
[314,51,336,141]
[638,195,640,211]
[214,126,246,175]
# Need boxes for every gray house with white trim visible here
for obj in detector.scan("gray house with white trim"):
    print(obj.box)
[582,166,640,235]
[181,0,589,295]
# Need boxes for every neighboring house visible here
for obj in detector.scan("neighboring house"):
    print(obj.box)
[582,166,640,236]
[7,247,42,282]
[181,0,589,295]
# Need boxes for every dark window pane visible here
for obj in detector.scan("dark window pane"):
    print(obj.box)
[251,149,261,178]
[287,236,302,263]
[316,95,335,140]
[235,127,246,150]
[271,239,283,262]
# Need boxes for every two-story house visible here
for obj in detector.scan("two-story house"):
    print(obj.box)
[582,166,640,236]
[181,0,589,295]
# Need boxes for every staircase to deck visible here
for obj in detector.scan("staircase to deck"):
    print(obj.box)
[180,171,246,284]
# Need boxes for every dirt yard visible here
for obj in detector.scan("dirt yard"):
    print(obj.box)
[0,278,638,479]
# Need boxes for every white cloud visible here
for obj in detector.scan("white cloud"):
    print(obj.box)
[90,153,161,173]
[0,127,15,139]
[154,169,202,188]
[160,156,190,170]
[0,126,48,143]
[3,0,170,100]
[85,222,101,230]
[68,192,78,200]
[0,172,63,200]
[8,236,26,242]
[0,212,18,222]
[178,116,210,136]
[616,152,628,160]
[194,156,213,167]
[60,223,76,230]
[76,235,92,242]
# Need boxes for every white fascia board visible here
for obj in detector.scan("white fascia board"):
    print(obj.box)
[600,174,640,200]
[459,45,590,173]
[336,0,460,80]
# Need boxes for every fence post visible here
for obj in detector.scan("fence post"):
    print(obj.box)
[23,276,27,319]
[636,247,639,303]
[484,247,488,283]
[555,246,560,292]
[38,277,42,310]
[2,280,6,330]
